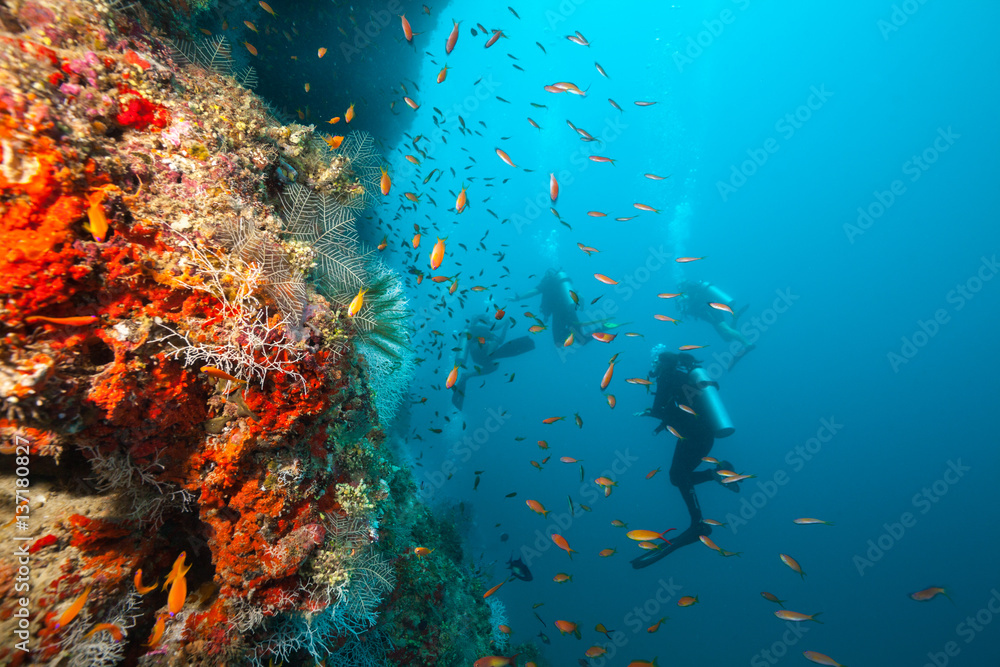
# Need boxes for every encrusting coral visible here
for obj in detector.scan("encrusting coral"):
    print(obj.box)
[0,0,498,665]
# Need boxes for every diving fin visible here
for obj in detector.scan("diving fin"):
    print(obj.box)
[451,379,468,410]
[491,336,535,360]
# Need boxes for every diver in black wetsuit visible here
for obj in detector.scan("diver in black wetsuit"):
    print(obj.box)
[632,347,737,569]
[451,315,535,410]
[511,269,613,346]
[677,279,755,355]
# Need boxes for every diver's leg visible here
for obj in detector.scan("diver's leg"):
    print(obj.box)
[491,336,535,359]
[668,439,709,535]
[718,322,755,350]
[451,379,467,410]
[632,437,712,569]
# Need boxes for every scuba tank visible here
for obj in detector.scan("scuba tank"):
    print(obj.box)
[703,282,733,306]
[687,367,735,438]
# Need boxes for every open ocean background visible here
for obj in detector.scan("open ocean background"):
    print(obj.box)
[257,0,1000,664]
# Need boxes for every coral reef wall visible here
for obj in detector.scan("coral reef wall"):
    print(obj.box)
[0,1,495,665]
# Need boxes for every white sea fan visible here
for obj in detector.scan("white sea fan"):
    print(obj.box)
[486,596,510,653]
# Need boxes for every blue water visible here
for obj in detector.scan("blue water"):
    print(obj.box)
[312,1,1000,664]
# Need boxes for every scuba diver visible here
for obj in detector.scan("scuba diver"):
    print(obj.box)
[510,269,615,346]
[677,279,755,356]
[451,314,535,410]
[632,346,737,569]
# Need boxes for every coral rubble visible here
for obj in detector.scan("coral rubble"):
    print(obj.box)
[0,1,496,664]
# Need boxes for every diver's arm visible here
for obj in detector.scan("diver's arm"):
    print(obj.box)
[509,287,541,302]
[453,332,470,369]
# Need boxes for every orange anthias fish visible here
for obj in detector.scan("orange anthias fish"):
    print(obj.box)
[380,167,391,196]
[793,517,834,526]
[25,315,98,326]
[679,345,707,351]
[600,362,614,390]
[591,332,616,343]
[626,529,674,542]
[677,596,699,607]
[324,135,345,150]
[549,173,559,202]
[400,14,416,42]
[430,237,446,270]
[414,547,435,558]
[200,366,246,385]
[446,19,460,54]
[84,623,124,641]
[699,534,722,552]
[473,656,518,667]
[437,64,451,83]
[404,96,420,110]
[167,561,187,615]
[318,47,327,58]
[243,41,257,56]
[802,650,846,666]
[445,365,460,389]
[647,617,667,633]
[526,499,549,517]
[594,273,618,285]
[244,20,258,33]
[259,1,277,17]
[483,579,509,599]
[551,534,576,559]
[774,610,823,623]
[134,569,158,594]
[412,233,421,248]
[146,613,168,647]
[708,301,734,315]
[554,619,581,638]
[910,586,951,602]
[542,416,565,424]
[55,586,92,629]
[654,314,680,324]
[779,553,806,579]
[760,591,787,607]
[345,103,355,123]
[484,30,504,48]
[455,185,468,212]
[675,256,705,263]
[634,203,660,213]
[495,147,517,167]
[327,116,341,124]
[347,288,367,317]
